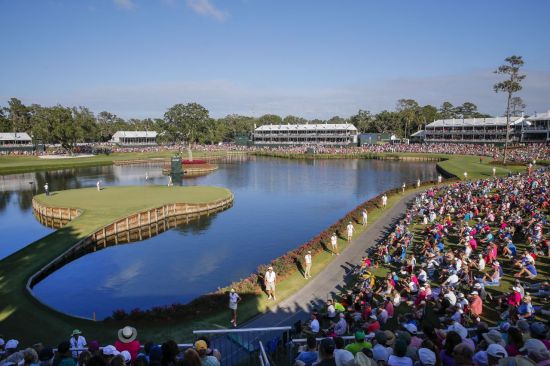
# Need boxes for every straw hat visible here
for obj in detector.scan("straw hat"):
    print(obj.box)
[117,326,137,343]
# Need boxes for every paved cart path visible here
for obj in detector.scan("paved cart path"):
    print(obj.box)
[242,189,419,330]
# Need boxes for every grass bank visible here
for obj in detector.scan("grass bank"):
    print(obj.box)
[0,185,232,345]
[0,151,227,175]
[252,151,528,180]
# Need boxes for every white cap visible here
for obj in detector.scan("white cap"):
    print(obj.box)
[120,351,131,363]
[102,345,120,356]
[471,291,479,295]
[487,344,508,358]
[5,339,19,350]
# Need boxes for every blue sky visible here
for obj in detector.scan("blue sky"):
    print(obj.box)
[1,0,549,119]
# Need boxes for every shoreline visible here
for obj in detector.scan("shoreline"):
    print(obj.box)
[0,152,528,344]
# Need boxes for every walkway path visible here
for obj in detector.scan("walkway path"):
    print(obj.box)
[242,189,420,329]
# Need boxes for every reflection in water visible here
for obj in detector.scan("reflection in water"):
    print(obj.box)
[2,157,437,318]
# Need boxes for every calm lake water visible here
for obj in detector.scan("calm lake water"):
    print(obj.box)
[0,156,436,319]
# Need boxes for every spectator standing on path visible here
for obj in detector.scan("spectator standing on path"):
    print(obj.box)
[347,222,354,242]
[304,251,312,279]
[331,233,339,255]
[402,182,406,193]
[264,266,277,300]
[69,329,86,359]
[44,183,49,196]
[382,194,388,208]
[362,209,368,226]
[229,288,241,327]
[96,181,101,191]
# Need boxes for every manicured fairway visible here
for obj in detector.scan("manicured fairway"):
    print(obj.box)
[0,185,232,344]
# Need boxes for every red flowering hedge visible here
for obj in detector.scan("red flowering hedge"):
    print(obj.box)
[182,159,208,164]
[106,178,441,322]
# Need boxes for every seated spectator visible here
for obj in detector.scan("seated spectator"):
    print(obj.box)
[345,332,372,356]
[194,341,219,366]
[115,327,141,361]
[315,338,336,366]
[333,337,353,366]
[388,339,413,366]
[294,336,318,366]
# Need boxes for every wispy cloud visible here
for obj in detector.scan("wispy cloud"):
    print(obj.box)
[186,0,227,21]
[113,0,135,10]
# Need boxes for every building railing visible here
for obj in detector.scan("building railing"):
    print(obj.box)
[193,326,292,365]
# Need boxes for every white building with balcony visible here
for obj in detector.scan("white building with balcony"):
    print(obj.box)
[521,111,550,143]
[424,116,525,143]
[110,131,158,146]
[253,123,358,146]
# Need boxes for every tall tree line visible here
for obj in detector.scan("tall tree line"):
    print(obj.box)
[0,97,495,149]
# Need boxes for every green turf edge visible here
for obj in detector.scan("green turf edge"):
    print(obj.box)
[0,185,233,345]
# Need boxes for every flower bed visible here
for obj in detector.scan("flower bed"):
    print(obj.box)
[182,159,207,164]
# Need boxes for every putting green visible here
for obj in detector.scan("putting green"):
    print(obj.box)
[0,185,233,344]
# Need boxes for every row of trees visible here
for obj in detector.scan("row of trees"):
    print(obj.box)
[0,97,498,149]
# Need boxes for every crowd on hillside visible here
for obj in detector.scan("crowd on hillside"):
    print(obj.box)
[294,169,549,366]
[1,142,549,163]
[0,327,222,366]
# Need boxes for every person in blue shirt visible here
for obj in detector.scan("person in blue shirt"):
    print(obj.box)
[295,335,318,366]
[517,296,535,319]
[503,239,517,258]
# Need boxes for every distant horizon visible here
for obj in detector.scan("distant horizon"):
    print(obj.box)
[1,0,549,120]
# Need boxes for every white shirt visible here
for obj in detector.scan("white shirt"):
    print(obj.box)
[331,235,337,246]
[305,254,312,264]
[444,274,459,286]
[334,349,354,366]
[418,270,427,282]
[265,270,276,283]
[310,318,320,333]
[327,304,336,318]
[347,224,354,235]
[229,292,240,306]
[444,292,457,306]
[478,258,486,271]
[70,336,87,358]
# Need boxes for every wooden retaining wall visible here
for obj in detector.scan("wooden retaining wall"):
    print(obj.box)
[29,194,234,288]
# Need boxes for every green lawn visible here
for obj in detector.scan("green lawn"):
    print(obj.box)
[0,185,232,345]
[0,150,228,175]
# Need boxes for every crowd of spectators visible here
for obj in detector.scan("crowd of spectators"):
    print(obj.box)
[1,142,549,163]
[0,327,222,366]
[294,169,549,366]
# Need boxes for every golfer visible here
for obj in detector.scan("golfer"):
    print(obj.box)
[464,171,468,179]
[362,209,368,226]
[346,221,354,242]
[264,266,277,300]
[402,182,406,193]
[493,167,496,176]
[229,288,241,327]
[304,251,312,279]
[417,178,421,188]
[44,182,49,196]
[331,232,339,255]
[438,175,442,184]
[96,180,101,191]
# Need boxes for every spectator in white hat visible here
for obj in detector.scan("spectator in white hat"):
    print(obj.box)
[486,344,508,366]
